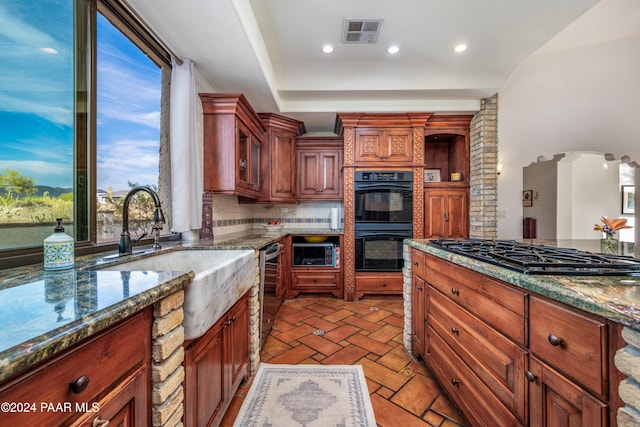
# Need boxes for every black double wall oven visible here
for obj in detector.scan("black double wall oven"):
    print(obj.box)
[355,171,413,272]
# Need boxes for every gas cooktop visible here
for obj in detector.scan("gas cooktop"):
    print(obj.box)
[428,238,640,276]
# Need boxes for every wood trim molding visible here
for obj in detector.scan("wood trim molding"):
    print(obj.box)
[343,166,356,301]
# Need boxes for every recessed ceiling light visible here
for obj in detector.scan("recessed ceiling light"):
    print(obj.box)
[453,44,468,53]
[387,45,400,54]
[322,44,334,54]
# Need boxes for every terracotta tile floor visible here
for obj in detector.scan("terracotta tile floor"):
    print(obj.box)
[220,297,469,427]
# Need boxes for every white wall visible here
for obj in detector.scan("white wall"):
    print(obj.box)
[497,0,640,239]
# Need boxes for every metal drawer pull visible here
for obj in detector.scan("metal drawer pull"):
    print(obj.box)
[451,378,460,386]
[69,375,90,394]
[451,288,459,295]
[451,327,459,335]
[548,334,563,346]
[92,416,109,426]
[525,371,537,382]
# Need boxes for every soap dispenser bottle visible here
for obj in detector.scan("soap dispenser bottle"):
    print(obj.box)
[44,218,74,270]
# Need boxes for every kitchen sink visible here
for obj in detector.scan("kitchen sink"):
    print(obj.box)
[101,249,256,339]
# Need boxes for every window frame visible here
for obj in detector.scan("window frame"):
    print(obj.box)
[0,0,173,269]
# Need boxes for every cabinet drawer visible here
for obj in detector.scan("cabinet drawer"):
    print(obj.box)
[428,287,527,422]
[355,275,403,291]
[427,326,517,427]
[411,249,425,279]
[0,310,149,426]
[292,270,339,287]
[425,254,527,345]
[530,296,607,397]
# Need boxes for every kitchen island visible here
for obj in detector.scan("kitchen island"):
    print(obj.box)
[404,238,640,427]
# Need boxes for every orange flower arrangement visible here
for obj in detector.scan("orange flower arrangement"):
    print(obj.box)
[593,217,632,237]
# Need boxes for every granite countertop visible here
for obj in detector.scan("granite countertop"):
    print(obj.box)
[406,239,640,329]
[0,228,343,383]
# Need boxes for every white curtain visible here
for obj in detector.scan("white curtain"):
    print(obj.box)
[170,57,202,233]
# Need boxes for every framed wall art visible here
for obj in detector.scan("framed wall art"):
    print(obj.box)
[622,185,635,214]
[424,169,441,183]
[522,190,533,207]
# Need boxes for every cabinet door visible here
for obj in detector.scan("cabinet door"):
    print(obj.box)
[72,367,147,427]
[412,275,426,358]
[228,295,250,392]
[184,322,225,427]
[250,135,261,191]
[529,356,607,427]
[424,190,468,238]
[384,128,412,162]
[271,132,296,200]
[446,190,468,238]
[236,121,251,189]
[318,151,342,198]
[296,150,342,200]
[424,192,446,237]
[355,128,412,163]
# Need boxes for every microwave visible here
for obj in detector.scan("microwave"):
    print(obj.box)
[292,243,336,267]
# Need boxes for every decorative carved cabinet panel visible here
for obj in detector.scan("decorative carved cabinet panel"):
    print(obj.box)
[355,128,412,165]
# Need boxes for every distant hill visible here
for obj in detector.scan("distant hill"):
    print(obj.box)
[28,186,74,198]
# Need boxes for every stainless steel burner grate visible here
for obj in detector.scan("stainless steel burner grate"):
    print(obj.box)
[428,239,640,276]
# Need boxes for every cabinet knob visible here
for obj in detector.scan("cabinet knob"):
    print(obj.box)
[313,278,318,282]
[413,261,419,266]
[230,316,236,323]
[451,288,459,296]
[69,375,90,394]
[416,285,423,291]
[547,334,563,347]
[444,212,449,222]
[451,327,459,335]
[92,416,109,427]
[451,378,460,387]
[382,282,387,287]
[525,371,537,382]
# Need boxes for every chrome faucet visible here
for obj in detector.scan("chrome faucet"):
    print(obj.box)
[119,186,166,256]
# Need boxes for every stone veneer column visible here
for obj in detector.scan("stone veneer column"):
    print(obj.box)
[402,245,413,353]
[152,290,185,427]
[249,253,261,375]
[469,94,499,239]
[615,326,640,426]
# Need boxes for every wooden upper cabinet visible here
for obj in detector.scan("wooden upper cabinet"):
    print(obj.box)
[355,128,413,164]
[296,136,343,200]
[200,93,265,199]
[254,113,305,204]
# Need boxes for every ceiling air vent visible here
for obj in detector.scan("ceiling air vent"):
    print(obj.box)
[342,19,383,44]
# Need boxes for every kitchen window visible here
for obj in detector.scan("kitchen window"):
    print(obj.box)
[0,0,172,267]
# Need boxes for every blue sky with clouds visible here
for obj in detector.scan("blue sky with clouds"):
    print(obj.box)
[0,1,160,191]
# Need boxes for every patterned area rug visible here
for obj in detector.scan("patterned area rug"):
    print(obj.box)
[233,363,377,427]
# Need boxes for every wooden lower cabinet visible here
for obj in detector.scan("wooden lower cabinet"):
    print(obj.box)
[184,292,249,427]
[411,275,426,358]
[528,356,607,427]
[290,268,342,298]
[354,272,403,300]
[413,251,621,427]
[424,188,469,238]
[0,309,151,427]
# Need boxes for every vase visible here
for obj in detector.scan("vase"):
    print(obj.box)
[600,236,619,253]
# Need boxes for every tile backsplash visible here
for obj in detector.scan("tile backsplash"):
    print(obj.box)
[208,194,343,237]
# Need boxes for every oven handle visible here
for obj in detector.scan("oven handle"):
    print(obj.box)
[263,242,280,261]
[355,182,413,192]
[355,230,413,239]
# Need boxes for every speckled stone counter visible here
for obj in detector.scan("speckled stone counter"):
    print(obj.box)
[405,239,640,328]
